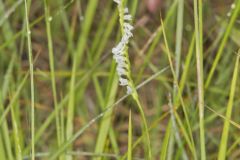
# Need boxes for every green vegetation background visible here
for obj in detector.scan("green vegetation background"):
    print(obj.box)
[0,0,240,159]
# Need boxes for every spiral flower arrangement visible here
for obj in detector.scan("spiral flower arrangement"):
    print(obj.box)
[111,1,152,158]
[112,0,134,94]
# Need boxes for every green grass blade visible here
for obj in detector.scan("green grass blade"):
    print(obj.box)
[135,0,177,83]
[205,0,240,88]
[48,67,168,159]
[169,94,189,160]
[0,102,14,160]
[160,120,172,160]
[0,135,6,159]
[66,1,98,158]
[24,0,35,159]
[0,76,29,124]
[175,0,184,80]
[193,0,206,159]
[43,0,63,157]
[0,56,16,160]
[218,53,239,160]
[161,18,197,159]
[24,54,108,154]
[133,97,152,159]
[127,110,132,160]
[94,62,118,160]
[10,98,22,160]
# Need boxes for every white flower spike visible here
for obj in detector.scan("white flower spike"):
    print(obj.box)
[112,0,134,94]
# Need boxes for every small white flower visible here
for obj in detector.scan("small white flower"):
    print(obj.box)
[124,14,132,21]
[119,77,128,86]
[124,30,133,38]
[113,54,125,62]
[123,23,134,31]
[117,66,127,76]
[124,8,129,13]
[122,34,129,43]
[114,57,127,69]
[113,0,120,4]
[127,86,132,94]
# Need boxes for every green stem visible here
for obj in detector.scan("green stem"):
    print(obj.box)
[132,92,152,160]
[127,110,132,160]
[193,0,206,159]
[218,54,239,160]
[43,0,63,159]
[24,0,35,159]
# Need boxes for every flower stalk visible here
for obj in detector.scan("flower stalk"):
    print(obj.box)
[112,0,152,159]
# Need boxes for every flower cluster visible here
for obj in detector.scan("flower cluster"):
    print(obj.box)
[112,0,134,94]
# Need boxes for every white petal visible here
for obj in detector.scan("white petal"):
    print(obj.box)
[124,23,134,31]
[119,78,128,86]
[124,30,133,38]
[114,54,125,62]
[113,0,120,4]
[112,48,121,55]
[117,61,128,70]
[121,34,129,43]
[115,41,124,49]
[112,42,125,54]
[124,8,129,13]
[124,14,132,21]
[117,66,126,75]
[127,86,132,94]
